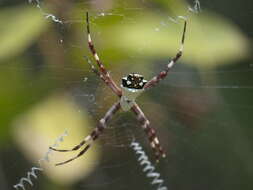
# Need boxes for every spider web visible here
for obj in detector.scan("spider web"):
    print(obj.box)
[0,0,253,190]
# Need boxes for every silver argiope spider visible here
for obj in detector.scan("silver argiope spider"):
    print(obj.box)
[50,12,187,166]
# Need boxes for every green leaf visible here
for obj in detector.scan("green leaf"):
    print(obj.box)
[0,5,48,61]
[100,11,249,68]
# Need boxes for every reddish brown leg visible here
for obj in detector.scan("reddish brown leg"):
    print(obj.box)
[50,101,121,166]
[131,104,166,161]
[144,21,187,90]
[86,12,122,97]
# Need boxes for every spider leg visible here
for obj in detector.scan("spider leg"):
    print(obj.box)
[53,101,121,166]
[55,144,91,166]
[86,12,122,97]
[84,56,107,82]
[49,134,91,152]
[131,104,166,161]
[144,20,187,90]
[85,56,121,95]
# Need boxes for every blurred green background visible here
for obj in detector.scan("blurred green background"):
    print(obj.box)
[0,0,252,190]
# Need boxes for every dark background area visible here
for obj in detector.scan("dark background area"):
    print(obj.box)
[0,0,252,190]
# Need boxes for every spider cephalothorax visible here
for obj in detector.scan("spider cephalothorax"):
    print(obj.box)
[50,12,187,166]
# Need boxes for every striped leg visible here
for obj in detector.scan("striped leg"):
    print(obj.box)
[131,104,166,161]
[51,101,121,166]
[144,21,187,90]
[86,12,122,97]
[84,56,107,83]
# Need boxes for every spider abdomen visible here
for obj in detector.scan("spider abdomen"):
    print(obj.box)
[120,73,147,111]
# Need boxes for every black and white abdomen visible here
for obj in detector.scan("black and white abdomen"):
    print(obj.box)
[120,73,147,111]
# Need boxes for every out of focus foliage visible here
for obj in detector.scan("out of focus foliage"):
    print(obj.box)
[0,6,47,61]
[13,95,99,185]
[0,0,252,190]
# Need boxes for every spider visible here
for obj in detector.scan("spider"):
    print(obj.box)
[50,12,187,166]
